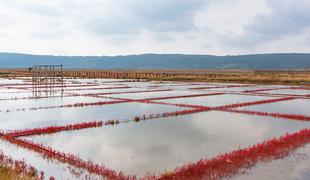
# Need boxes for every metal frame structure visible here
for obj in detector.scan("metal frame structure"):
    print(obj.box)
[30,65,64,97]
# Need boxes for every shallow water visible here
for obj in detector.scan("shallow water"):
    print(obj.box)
[240,98,310,116]
[155,94,275,107]
[25,111,310,177]
[0,102,185,130]
[0,139,99,180]
[261,89,310,95]
[104,90,205,100]
[228,144,310,180]
[0,96,110,112]
[0,78,309,179]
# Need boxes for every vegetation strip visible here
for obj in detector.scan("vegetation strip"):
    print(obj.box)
[225,109,310,121]
[156,128,310,180]
[15,84,98,89]
[0,86,131,95]
[1,100,130,113]
[3,137,135,180]
[3,127,309,179]
[0,89,172,102]
[2,108,208,137]
[212,97,295,110]
[242,87,289,93]
[76,89,173,98]
[2,121,110,138]
[189,85,253,90]
[140,92,223,101]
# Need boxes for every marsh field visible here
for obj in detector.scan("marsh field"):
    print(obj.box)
[0,76,309,179]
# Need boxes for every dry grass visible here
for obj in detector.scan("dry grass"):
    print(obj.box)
[2,68,310,85]
[0,150,39,180]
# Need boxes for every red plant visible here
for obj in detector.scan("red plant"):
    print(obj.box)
[225,109,310,121]
[213,97,295,110]
[3,108,208,137]
[0,149,43,179]
[3,121,107,138]
[243,87,288,93]
[1,100,130,113]
[3,137,136,180]
[4,127,309,180]
[189,84,252,90]
[140,92,223,101]
[76,89,173,98]
[154,128,310,180]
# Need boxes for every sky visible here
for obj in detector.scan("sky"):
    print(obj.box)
[0,0,310,56]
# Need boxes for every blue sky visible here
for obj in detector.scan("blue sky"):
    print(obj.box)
[0,0,309,55]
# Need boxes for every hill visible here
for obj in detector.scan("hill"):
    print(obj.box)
[0,53,310,69]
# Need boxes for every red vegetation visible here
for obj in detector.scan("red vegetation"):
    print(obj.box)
[0,89,172,102]
[3,127,309,180]
[189,85,252,90]
[3,137,136,180]
[2,79,310,179]
[243,87,288,93]
[145,100,210,109]
[226,109,310,121]
[0,149,42,179]
[155,128,310,180]
[3,121,117,138]
[140,92,223,101]
[77,89,173,98]
[62,86,131,92]
[24,84,99,89]
[2,100,130,113]
[3,108,208,137]
[213,97,295,110]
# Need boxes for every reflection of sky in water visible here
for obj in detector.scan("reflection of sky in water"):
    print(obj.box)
[0,92,33,99]
[1,78,309,179]
[0,102,185,130]
[26,111,309,177]
[0,78,26,84]
[64,87,143,95]
[0,139,92,180]
[155,94,275,107]
[0,96,110,111]
[229,144,310,180]
[208,86,268,92]
[241,99,310,116]
[105,90,204,99]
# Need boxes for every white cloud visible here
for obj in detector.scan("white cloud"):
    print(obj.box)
[0,0,309,55]
[193,0,269,35]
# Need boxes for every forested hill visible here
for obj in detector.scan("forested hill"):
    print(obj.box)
[0,53,310,69]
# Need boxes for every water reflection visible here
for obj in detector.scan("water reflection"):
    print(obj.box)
[0,102,186,130]
[26,111,309,177]
[156,94,275,107]
[242,99,310,116]
[228,144,310,180]
[0,139,95,180]
[1,78,309,179]
[31,77,64,98]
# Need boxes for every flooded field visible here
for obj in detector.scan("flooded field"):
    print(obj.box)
[0,77,309,179]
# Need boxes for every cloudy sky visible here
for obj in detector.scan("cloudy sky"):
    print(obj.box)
[0,0,310,56]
